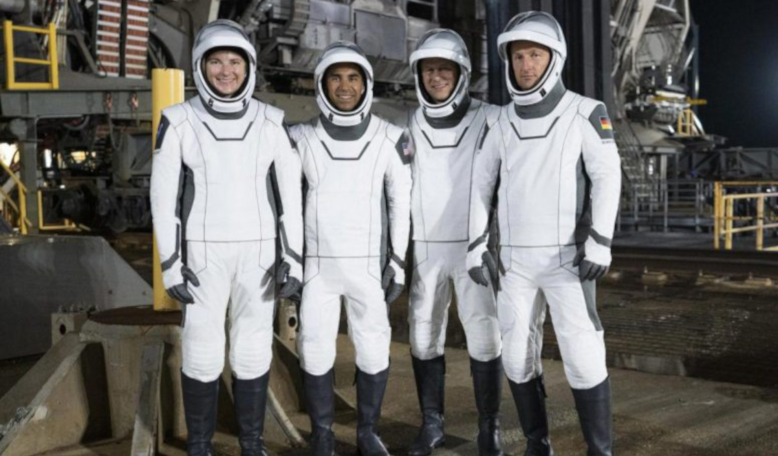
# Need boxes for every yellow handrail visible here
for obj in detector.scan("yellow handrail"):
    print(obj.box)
[676,109,693,136]
[37,190,78,231]
[713,181,778,251]
[14,57,50,65]
[0,187,21,214]
[10,24,54,34]
[0,158,31,234]
[3,20,59,90]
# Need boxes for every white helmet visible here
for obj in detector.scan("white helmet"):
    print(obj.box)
[192,20,256,114]
[314,41,374,127]
[497,11,567,106]
[409,28,471,118]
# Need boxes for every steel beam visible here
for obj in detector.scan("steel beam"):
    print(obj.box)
[0,89,153,120]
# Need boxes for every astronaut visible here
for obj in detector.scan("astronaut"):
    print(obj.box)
[150,20,303,456]
[467,12,621,456]
[399,29,503,456]
[290,42,412,456]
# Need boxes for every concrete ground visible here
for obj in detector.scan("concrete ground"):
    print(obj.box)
[1,335,777,456]
[5,231,778,455]
[548,271,778,389]
[272,335,778,456]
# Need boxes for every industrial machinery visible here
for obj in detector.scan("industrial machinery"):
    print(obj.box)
[610,0,778,233]
[0,0,493,235]
[0,0,626,236]
[2,0,776,237]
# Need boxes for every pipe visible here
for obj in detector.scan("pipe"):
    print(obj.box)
[151,69,185,312]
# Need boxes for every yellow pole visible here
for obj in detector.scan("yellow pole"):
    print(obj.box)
[4,21,15,89]
[756,196,764,251]
[686,110,692,135]
[152,69,185,311]
[725,197,734,250]
[37,190,44,230]
[48,22,59,89]
[18,186,27,235]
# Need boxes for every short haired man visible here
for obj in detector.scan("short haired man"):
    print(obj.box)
[290,41,412,456]
[402,29,503,456]
[468,11,621,456]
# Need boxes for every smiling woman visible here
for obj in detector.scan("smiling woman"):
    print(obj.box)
[204,49,248,98]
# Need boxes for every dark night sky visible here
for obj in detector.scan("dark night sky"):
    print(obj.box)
[690,1,778,148]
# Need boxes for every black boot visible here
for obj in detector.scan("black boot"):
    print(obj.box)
[408,356,446,456]
[572,378,613,456]
[508,375,553,456]
[233,372,271,456]
[304,369,337,456]
[470,357,504,456]
[181,372,219,456]
[356,367,390,456]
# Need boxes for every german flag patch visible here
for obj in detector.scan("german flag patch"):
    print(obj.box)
[588,104,615,140]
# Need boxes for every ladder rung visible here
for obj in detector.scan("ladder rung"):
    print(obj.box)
[14,57,50,65]
[8,24,50,34]
[9,82,55,89]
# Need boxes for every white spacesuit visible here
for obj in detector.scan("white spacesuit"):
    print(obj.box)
[400,28,503,456]
[291,42,412,456]
[150,20,303,456]
[467,12,621,456]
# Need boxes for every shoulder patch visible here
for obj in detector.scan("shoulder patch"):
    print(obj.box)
[587,104,615,140]
[155,115,171,150]
[395,131,413,165]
